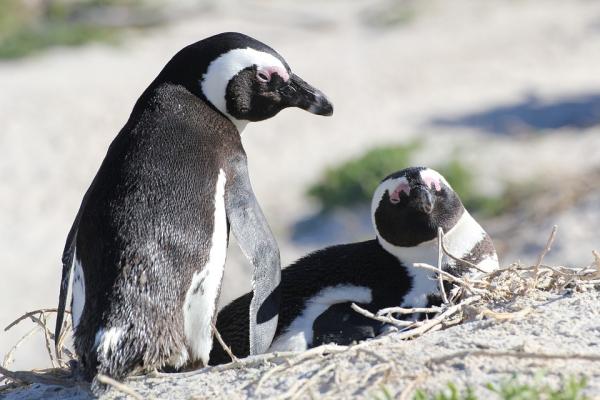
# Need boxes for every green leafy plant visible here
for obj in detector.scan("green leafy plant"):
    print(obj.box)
[413,376,588,400]
[306,142,518,217]
[372,384,394,400]
[307,142,421,210]
[486,375,588,400]
[0,0,154,59]
[414,383,477,400]
[363,0,420,29]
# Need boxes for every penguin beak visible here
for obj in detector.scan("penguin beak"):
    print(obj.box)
[280,74,333,116]
[411,186,434,214]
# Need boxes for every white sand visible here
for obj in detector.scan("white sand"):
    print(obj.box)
[6,289,600,399]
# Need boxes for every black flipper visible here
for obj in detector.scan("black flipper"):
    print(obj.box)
[54,183,92,354]
[224,157,281,356]
[54,215,79,354]
[312,302,382,347]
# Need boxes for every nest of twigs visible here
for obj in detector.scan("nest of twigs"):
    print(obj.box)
[1,226,600,399]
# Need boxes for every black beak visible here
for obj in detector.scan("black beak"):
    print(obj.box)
[279,73,333,116]
[411,186,434,214]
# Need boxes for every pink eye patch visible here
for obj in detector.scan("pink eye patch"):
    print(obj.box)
[420,169,442,191]
[257,66,290,82]
[389,181,411,204]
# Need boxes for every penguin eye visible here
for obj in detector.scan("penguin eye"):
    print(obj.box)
[257,72,270,82]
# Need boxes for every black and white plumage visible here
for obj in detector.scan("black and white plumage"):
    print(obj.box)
[210,167,498,365]
[54,32,333,386]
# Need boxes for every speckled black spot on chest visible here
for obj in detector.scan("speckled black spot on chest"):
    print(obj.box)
[192,276,207,296]
[447,235,495,276]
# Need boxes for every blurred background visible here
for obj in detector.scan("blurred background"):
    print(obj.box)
[1,0,599,372]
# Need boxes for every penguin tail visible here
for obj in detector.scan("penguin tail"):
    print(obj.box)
[87,320,187,394]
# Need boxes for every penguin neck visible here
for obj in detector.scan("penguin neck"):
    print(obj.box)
[230,118,248,134]
[376,210,491,309]
[376,210,486,271]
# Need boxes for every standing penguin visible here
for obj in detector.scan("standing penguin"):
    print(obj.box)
[54,32,333,384]
[210,167,498,364]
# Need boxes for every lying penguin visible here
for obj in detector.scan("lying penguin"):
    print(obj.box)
[210,167,498,364]
[54,32,333,386]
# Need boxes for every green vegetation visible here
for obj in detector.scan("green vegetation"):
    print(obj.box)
[413,376,589,400]
[308,142,420,210]
[0,0,154,59]
[371,385,394,400]
[414,383,476,400]
[363,0,419,29]
[307,142,519,217]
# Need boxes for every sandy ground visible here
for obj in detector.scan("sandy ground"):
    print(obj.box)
[1,0,600,371]
[5,288,600,399]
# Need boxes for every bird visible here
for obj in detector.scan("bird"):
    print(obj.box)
[210,166,498,364]
[53,32,333,387]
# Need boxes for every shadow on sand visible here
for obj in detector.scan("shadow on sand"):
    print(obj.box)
[290,205,373,247]
[430,92,600,134]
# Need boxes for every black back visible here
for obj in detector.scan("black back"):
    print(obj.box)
[210,240,410,365]
[55,32,333,382]
[74,80,243,378]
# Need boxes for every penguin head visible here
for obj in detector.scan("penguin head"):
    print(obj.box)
[371,167,465,247]
[161,32,333,131]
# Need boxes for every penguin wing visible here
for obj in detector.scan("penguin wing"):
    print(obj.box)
[312,302,381,347]
[224,157,281,356]
[209,292,252,365]
[54,182,94,351]
[54,210,80,351]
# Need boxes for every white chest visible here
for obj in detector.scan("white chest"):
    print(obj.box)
[268,285,373,352]
[183,169,228,366]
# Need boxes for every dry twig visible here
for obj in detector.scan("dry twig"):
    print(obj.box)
[96,374,145,400]
[4,309,64,332]
[253,344,347,393]
[392,296,481,341]
[0,365,77,387]
[283,362,336,400]
[412,263,484,294]
[377,305,442,316]
[437,227,449,304]
[211,321,239,364]
[398,373,428,400]
[2,326,39,368]
[30,314,58,369]
[532,225,558,289]
[478,307,533,321]
[351,304,415,328]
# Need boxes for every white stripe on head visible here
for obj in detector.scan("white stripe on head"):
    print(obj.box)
[419,168,451,191]
[200,48,289,133]
[268,285,372,352]
[371,176,410,228]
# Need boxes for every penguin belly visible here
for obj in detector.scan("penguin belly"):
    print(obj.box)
[183,169,228,366]
[268,285,372,352]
